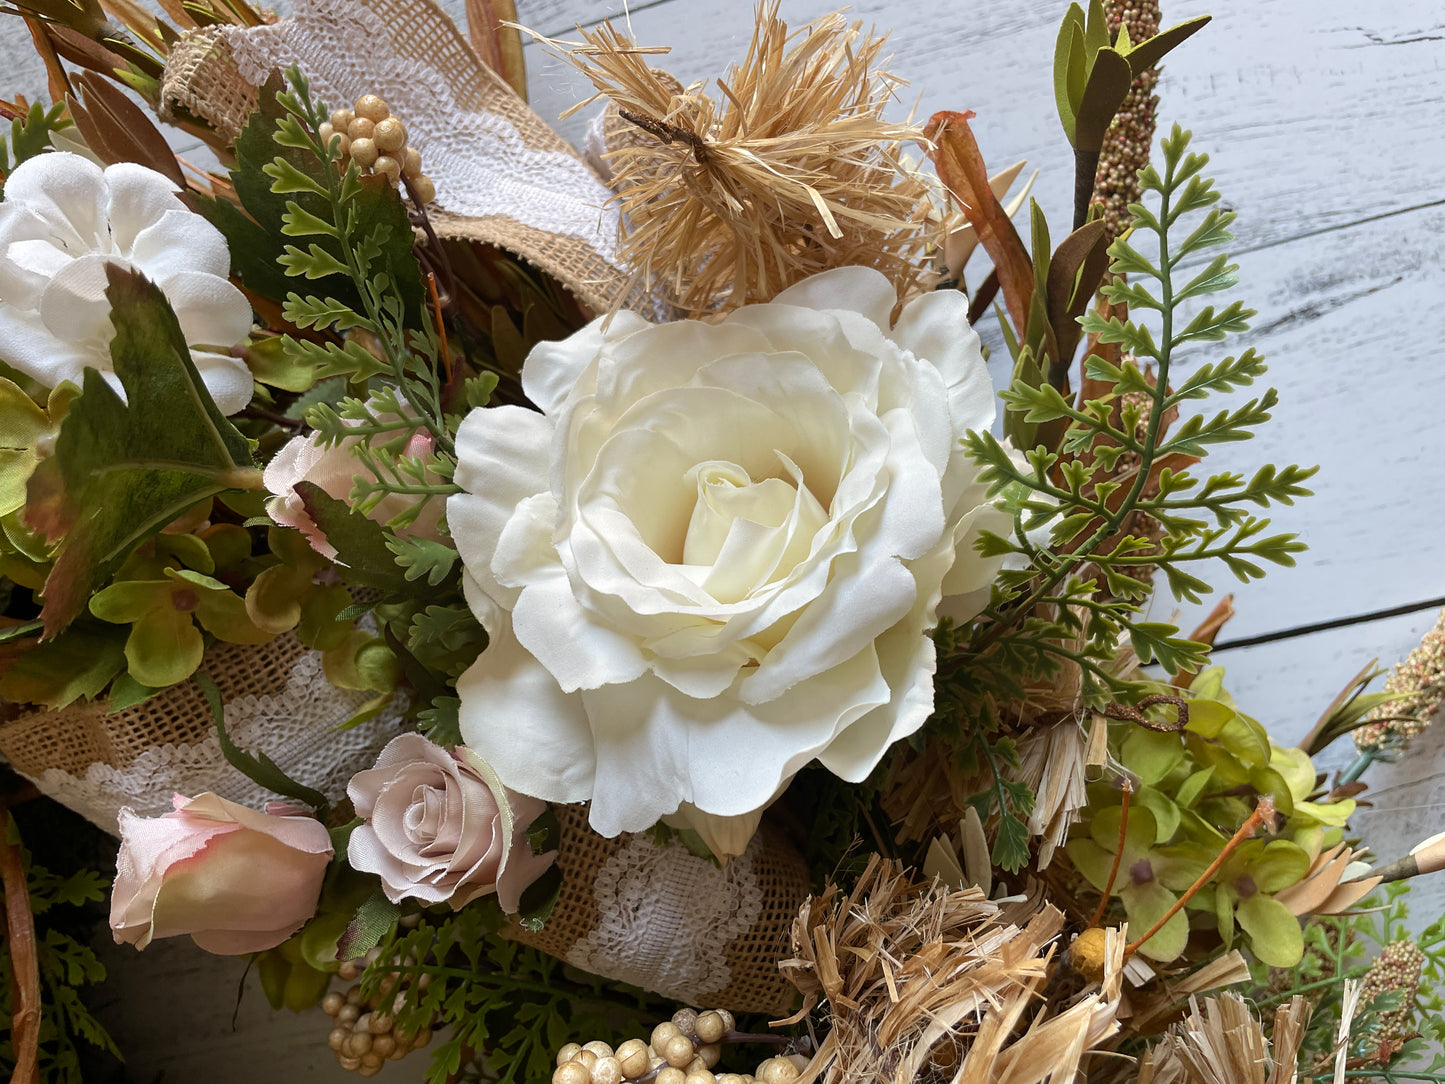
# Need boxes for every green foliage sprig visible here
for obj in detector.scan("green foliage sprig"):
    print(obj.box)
[260,68,461,532]
[933,126,1315,872]
[950,124,1313,703]
[359,906,672,1084]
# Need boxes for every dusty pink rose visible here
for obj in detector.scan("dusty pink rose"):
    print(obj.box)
[347,734,555,912]
[264,408,443,559]
[111,792,332,955]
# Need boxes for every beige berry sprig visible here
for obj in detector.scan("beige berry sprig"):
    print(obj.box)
[552,1009,808,1084]
[319,941,436,1077]
[317,93,437,205]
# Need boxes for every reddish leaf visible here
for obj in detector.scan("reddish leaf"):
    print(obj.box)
[924,110,1035,344]
[74,71,186,186]
[1046,219,1108,363]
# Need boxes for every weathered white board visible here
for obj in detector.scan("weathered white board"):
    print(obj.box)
[0,0,1442,1075]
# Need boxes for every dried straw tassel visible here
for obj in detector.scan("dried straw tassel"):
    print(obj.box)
[781,856,1124,1084]
[536,2,933,315]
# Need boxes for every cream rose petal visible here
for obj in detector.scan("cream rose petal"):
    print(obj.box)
[520,309,650,416]
[455,614,596,804]
[771,264,898,330]
[450,405,553,610]
[580,643,891,836]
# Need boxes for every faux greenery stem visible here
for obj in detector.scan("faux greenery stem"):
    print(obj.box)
[289,72,455,460]
[973,152,1180,658]
[1254,968,1367,1011]
[1088,780,1132,929]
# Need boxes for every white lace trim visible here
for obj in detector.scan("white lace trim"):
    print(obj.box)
[222,0,621,265]
[565,831,763,1003]
[31,651,404,835]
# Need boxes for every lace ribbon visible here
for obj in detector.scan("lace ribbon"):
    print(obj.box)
[222,0,621,265]
[33,651,403,835]
[565,831,764,1003]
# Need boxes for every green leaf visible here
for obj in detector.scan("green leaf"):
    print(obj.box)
[1129,621,1209,674]
[278,242,350,280]
[1073,47,1134,152]
[106,670,160,711]
[1236,893,1304,967]
[463,373,499,410]
[1120,879,1188,961]
[1053,6,1087,139]
[293,481,415,593]
[0,622,126,708]
[1175,766,1215,808]
[281,200,340,238]
[514,864,564,931]
[335,891,401,961]
[194,670,330,814]
[385,535,459,587]
[1122,728,1186,786]
[1121,14,1211,76]
[27,265,258,636]
[418,695,462,747]
[262,156,330,197]
[281,294,369,333]
[282,335,391,384]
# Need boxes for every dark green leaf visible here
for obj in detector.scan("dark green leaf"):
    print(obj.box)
[28,266,257,635]
[194,670,330,814]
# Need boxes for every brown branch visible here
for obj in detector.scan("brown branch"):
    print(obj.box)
[616,108,710,165]
[0,806,41,1084]
[1088,780,1132,929]
[1104,694,1189,732]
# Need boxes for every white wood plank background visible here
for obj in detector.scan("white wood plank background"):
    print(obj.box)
[3,0,1444,1078]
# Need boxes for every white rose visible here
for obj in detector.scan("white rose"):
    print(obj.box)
[0,152,254,414]
[447,267,1007,841]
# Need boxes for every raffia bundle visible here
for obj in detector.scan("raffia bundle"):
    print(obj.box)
[1135,993,1313,1084]
[780,855,1125,1084]
[545,1,934,315]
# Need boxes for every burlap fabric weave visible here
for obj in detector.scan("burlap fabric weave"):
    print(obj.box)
[177,0,639,317]
[0,635,305,779]
[0,634,399,833]
[506,803,809,1016]
[158,26,259,144]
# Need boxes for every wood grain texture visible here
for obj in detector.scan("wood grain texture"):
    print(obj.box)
[0,0,1441,1074]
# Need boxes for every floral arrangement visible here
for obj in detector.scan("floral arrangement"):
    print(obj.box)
[0,0,1443,1082]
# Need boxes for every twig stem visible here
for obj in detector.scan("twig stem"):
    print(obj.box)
[1089,780,1132,929]
[1124,796,1273,959]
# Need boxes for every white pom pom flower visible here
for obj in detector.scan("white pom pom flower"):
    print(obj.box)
[0,152,253,414]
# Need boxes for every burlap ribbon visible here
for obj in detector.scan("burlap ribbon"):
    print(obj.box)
[507,804,810,1016]
[0,635,398,834]
[163,0,636,316]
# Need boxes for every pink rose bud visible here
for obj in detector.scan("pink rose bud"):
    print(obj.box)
[404,429,435,460]
[110,793,333,955]
[346,734,555,912]
[262,396,445,560]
